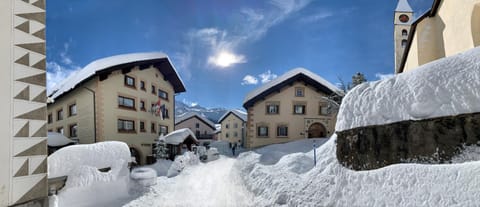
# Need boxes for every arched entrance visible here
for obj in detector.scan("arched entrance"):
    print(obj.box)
[308,123,327,138]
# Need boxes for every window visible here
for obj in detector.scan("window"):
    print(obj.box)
[233,123,237,128]
[293,104,306,115]
[151,85,156,94]
[57,109,63,121]
[159,125,168,135]
[277,126,288,137]
[234,131,238,137]
[140,100,146,111]
[401,39,407,48]
[257,126,269,137]
[118,96,135,109]
[151,123,156,133]
[402,29,408,37]
[48,113,52,124]
[295,87,305,97]
[164,108,170,119]
[69,104,77,116]
[319,103,329,115]
[140,121,145,132]
[124,75,135,87]
[196,123,200,128]
[57,127,64,135]
[117,119,135,133]
[204,130,207,135]
[69,124,77,137]
[140,81,146,90]
[48,129,53,132]
[196,130,200,137]
[158,89,168,100]
[226,124,229,129]
[266,104,279,114]
[226,133,229,138]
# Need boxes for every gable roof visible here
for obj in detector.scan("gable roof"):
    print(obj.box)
[159,128,198,145]
[174,112,216,130]
[243,68,343,108]
[218,109,247,123]
[395,0,413,12]
[398,0,443,73]
[48,52,186,101]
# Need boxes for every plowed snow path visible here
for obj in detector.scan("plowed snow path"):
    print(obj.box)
[124,156,253,207]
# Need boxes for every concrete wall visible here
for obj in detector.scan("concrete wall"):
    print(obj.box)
[218,113,245,144]
[175,117,215,138]
[0,0,48,205]
[403,0,480,72]
[245,81,337,148]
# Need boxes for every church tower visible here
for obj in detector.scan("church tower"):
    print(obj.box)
[394,0,413,73]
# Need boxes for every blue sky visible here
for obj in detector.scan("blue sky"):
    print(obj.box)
[46,0,433,109]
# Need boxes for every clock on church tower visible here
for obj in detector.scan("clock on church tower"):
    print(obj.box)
[399,14,409,23]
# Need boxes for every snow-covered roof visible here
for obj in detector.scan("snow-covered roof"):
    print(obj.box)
[243,68,343,108]
[48,52,186,100]
[175,112,216,130]
[47,132,76,147]
[395,0,413,12]
[218,109,247,123]
[336,46,480,131]
[159,128,199,145]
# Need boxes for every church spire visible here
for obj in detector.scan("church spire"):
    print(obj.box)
[396,0,413,13]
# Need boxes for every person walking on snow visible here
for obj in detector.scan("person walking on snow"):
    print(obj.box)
[231,142,237,156]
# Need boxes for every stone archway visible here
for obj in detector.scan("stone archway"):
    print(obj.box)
[308,122,327,138]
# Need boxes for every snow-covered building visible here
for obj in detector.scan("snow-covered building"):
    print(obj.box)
[175,112,216,140]
[47,52,186,165]
[242,68,343,148]
[394,0,480,73]
[217,110,247,146]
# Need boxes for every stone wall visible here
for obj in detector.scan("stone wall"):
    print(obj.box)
[337,112,480,170]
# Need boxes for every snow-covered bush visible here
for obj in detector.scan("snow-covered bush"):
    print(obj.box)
[167,151,200,177]
[129,167,157,195]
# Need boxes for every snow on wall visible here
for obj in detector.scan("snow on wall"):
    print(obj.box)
[336,47,480,131]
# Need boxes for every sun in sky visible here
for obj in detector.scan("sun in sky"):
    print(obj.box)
[208,51,246,68]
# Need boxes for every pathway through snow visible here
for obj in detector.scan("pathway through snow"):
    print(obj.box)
[124,156,254,207]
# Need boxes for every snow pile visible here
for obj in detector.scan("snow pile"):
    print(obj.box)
[48,141,131,188]
[235,135,480,206]
[129,168,157,195]
[167,151,200,178]
[159,128,198,145]
[254,138,328,165]
[209,140,247,157]
[336,47,480,131]
[144,159,173,177]
[47,132,76,147]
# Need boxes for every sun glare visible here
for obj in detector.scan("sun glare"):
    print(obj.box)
[209,51,246,68]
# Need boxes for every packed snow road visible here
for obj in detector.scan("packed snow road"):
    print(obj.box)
[124,156,254,207]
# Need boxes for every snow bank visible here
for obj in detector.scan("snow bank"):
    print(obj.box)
[144,159,173,177]
[235,134,480,206]
[48,141,131,188]
[167,151,200,177]
[254,138,328,165]
[336,47,480,131]
[159,128,198,145]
